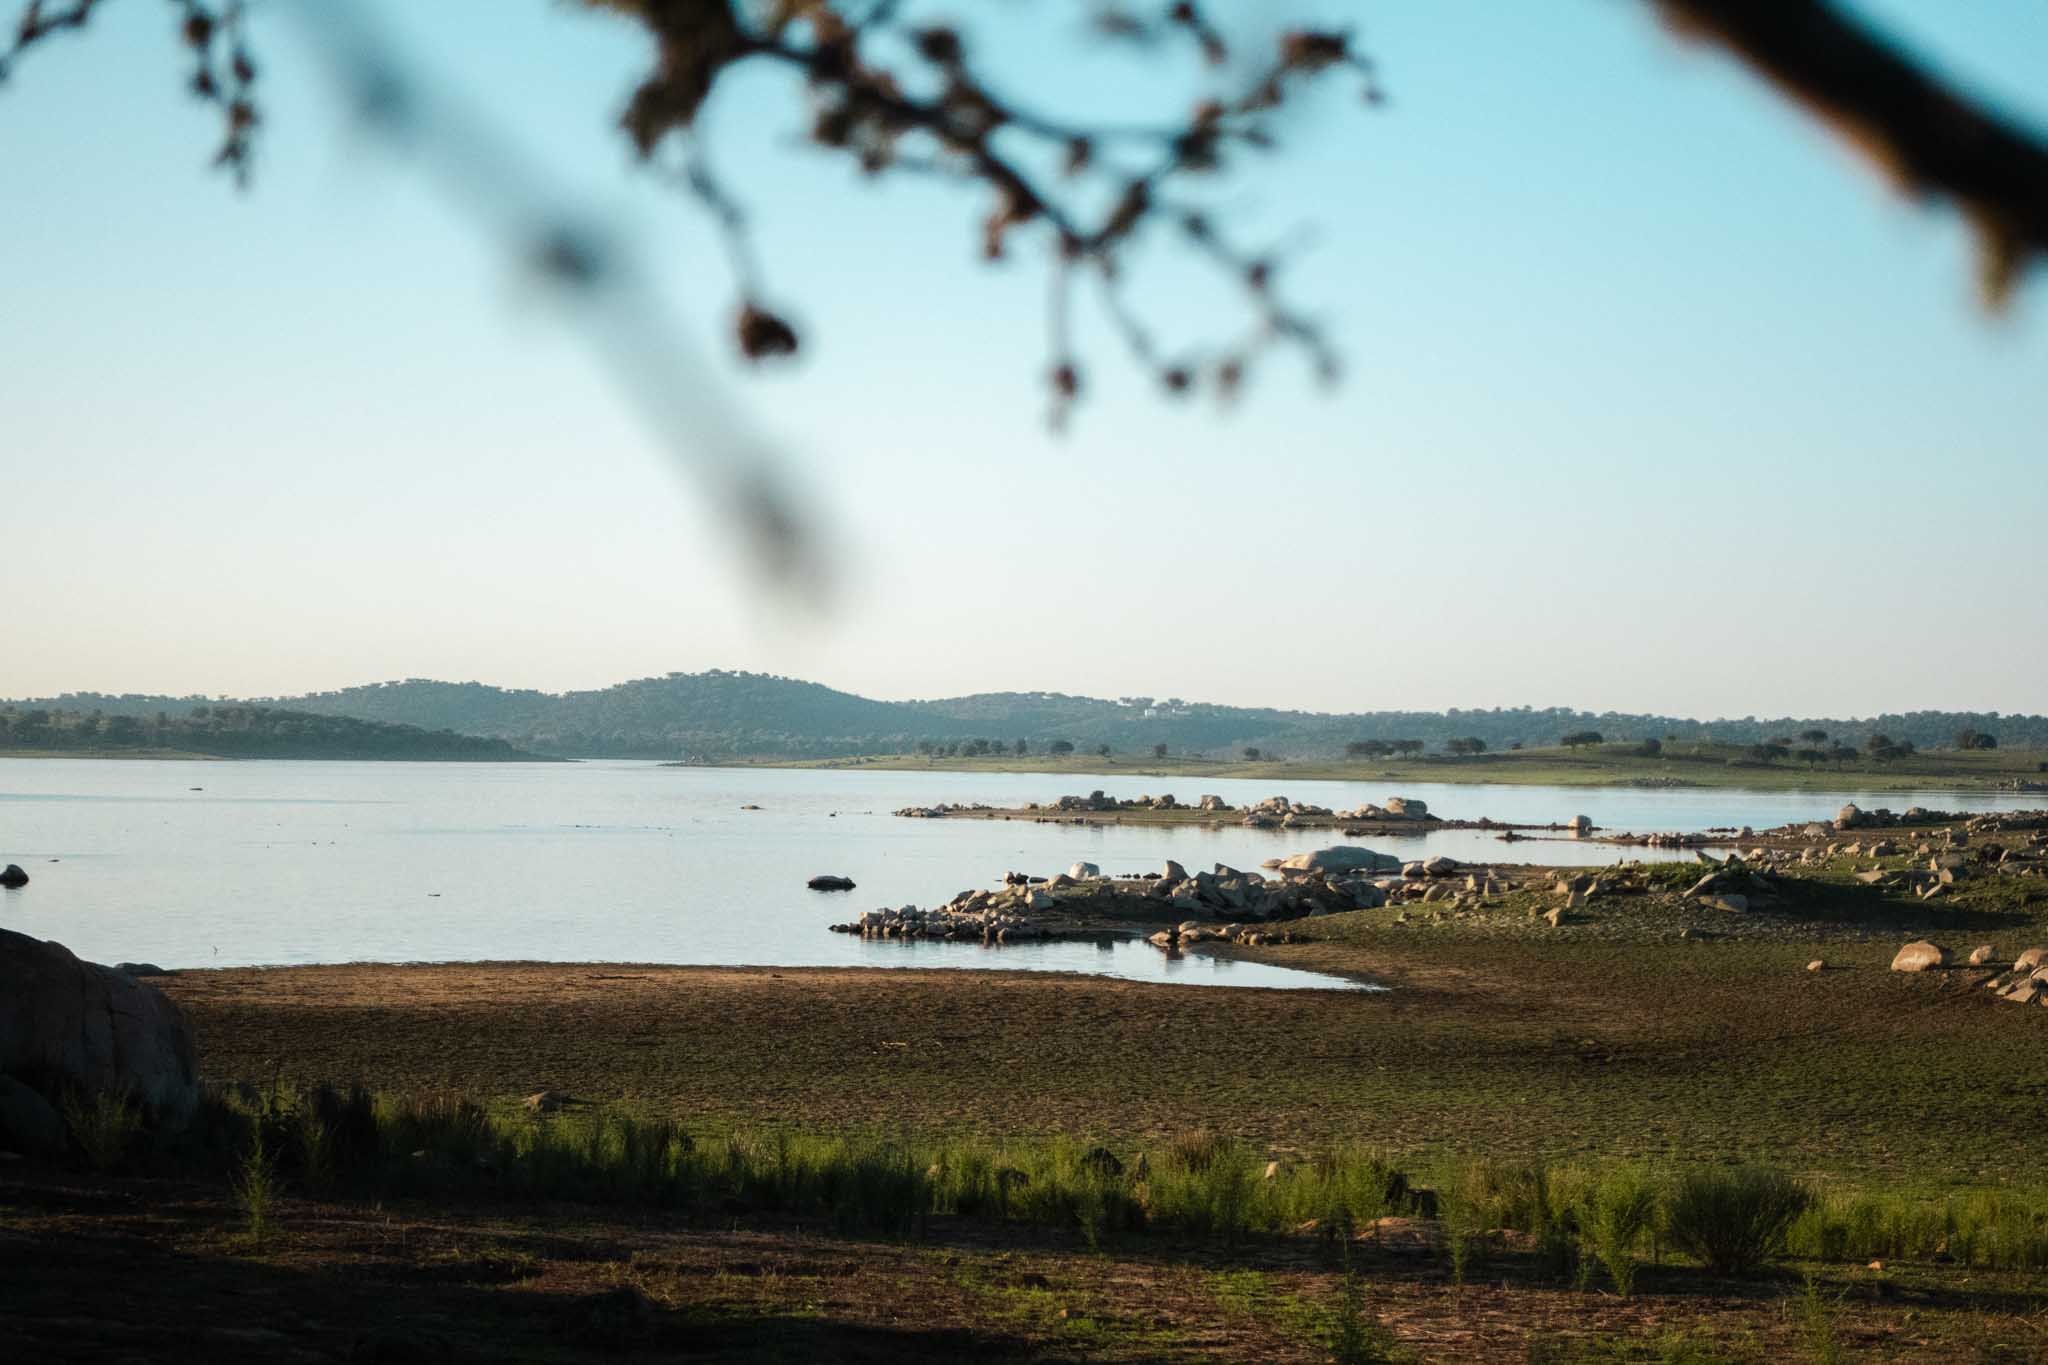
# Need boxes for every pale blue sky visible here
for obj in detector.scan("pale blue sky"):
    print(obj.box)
[3,1,2044,717]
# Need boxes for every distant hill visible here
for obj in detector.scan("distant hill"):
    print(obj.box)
[0,704,544,761]
[15,671,2047,761]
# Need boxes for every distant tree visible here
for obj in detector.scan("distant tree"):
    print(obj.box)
[1243,747,1262,761]
[1794,747,1827,767]
[1827,742,1860,768]
[1152,742,1168,759]
[1635,737,1662,758]
[1445,736,1487,756]
[1048,739,1075,756]
[1865,733,1893,754]
[1767,735,1794,748]
[1509,740,1523,751]
[1561,730,1605,750]
[1955,729,1998,750]
[1343,740,1367,758]
[1798,728,1829,745]
[1096,744,1112,758]
[1393,739,1425,757]
[1744,742,1790,764]
[1012,738,1028,755]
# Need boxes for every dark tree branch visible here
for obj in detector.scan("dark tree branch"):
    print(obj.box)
[1656,0,2048,307]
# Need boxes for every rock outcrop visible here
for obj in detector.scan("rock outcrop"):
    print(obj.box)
[0,930,199,1120]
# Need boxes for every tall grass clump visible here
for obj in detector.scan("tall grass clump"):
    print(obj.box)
[1327,1268,1408,1364]
[1789,1187,2048,1272]
[1796,1274,1846,1365]
[1436,1161,1504,1286]
[1578,1166,1658,1296]
[1665,1167,1811,1275]
[234,1127,279,1247]
[62,1088,143,1173]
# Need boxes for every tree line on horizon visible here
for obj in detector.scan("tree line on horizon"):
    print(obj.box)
[7,672,2044,763]
[0,705,535,761]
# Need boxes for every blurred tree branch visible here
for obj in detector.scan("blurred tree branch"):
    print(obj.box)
[1657,0,2048,308]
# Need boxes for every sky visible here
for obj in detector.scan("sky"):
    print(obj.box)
[2,0,2044,719]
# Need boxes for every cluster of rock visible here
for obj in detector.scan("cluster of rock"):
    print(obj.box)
[1890,941,2048,1009]
[1979,947,2048,1006]
[1239,795,1432,831]
[1832,803,1951,831]
[894,803,995,819]
[827,845,1504,946]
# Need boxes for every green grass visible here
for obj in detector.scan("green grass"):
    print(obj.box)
[101,1085,2048,1279]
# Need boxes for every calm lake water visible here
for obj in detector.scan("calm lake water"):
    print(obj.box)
[1,760,2037,988]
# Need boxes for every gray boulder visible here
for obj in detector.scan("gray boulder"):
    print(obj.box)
[0,864,28,889]
[1066,861,1101,880]
[1279,846,1400,875]
[0,930,198,1120]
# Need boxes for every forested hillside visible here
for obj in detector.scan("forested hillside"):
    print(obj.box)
[16,672,2047,761]
[0,705,542,761]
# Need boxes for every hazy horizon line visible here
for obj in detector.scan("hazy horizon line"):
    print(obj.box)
[6,668,2042,727]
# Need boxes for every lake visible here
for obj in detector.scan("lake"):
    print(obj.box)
[0,759,2035,988]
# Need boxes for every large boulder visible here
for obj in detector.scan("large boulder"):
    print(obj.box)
[0,1075,66,1155]
[1564,815,1592,838]
[1279,846,1401,875]
[1890,940,1948,973]
[1066,861,1101,880]
[0,930,198,1119]
[2014,947,2048,973]
[0,864,28,889]
[1836,803,1865,831]
[1382,797,1426,819]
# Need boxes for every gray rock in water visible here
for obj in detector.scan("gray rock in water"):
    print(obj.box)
[0,1076,66,1156]
[806,875,856,892]
[1280,846,1400,875]
[0,930,198,1120]
[0,864,27,890]
[1067,861,1101,880]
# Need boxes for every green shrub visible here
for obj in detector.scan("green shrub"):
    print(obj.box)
[1580,1166,1658,1296]
[1665,1167,1810,1275]
[62,1088,143,1173]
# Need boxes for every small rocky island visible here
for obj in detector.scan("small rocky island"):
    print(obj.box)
[895,790,1593,838]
